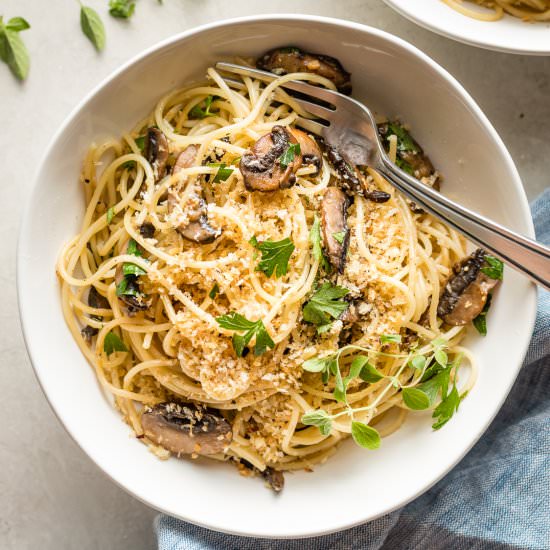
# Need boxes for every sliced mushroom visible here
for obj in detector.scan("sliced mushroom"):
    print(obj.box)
[144,127,169,181]
[168,145,221,244]
[81,286,110,342]
[378,122,439,212]
[141,402,232,457]
[139,222,155,239]
[437,249,500,326]
[320,140,390,203]
[257,46,352,95]
[263,467,285,493]
[114,241,149,313]
[238,459,285,493]
[240,125,302,192]
[321,187,349,273]
[289,128,322,175]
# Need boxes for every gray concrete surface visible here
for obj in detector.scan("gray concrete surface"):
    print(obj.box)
[0,1,548,548]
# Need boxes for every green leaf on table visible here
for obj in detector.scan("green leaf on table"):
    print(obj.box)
[80,5,106,51]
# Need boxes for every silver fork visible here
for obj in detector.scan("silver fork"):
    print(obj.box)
[216,62,550,291]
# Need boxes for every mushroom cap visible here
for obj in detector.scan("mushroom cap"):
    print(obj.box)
[257,47,352,95]
[240,125,302,192]
[144,127,169,182]
[168,145,221,244]
[289,128,321,175]
[438,249,500,325]
[141,402,233,457]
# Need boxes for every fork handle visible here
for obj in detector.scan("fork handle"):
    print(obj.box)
[378,158,550,291]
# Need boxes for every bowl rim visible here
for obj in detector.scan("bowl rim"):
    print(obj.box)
[17,13,537,538]
[383,0,550,56]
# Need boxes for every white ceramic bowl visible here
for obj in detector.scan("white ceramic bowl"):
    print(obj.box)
[384,0,550,55]
[18,15,537,538]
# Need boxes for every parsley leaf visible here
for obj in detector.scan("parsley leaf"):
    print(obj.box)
[302,356,335,373]
[126,238,142,257]
[106,207,115,225]
[189,95,217,119]
[481,254,504,280]
[278,143,301,169]
[209,282,220,300]
[301,409,332,436]
[0,16,31,80]
[409,355,426,371]
[309,215,330,271]
[135,136,145,151]
[115,277,141,297]
[249,236,295,278]
[432,384,461,430]
[216,312,274,357]
[351,421,381,450]
[207,163,233,183]
[80,5,105,51]
[402,387,431,410]
[109,0,136,18]
[302,283,349,328]
[332,231,345,244]
[473,294,492,336]
[386,122,420,153]
[380,334,401,345]
[122,263,146,276]
[396,157,414,175]
[104,331,128,355]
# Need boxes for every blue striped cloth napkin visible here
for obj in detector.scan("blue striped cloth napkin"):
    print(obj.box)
[156,189,550,550]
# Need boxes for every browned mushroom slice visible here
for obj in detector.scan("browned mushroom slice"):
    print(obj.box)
[438,249,500,326]
[168,145,220,244]
[240,125,302,192]
[114,241,149,313]
[238,459,285,493]
[320,139,390,203]
[139,222,155,239]
[144,127,169,181]
[141,402,232,457]
[263,467,284,493]
[289,128,322,175]
[257,46,352,95]
[321,187,349,273]
[81,286,110,342]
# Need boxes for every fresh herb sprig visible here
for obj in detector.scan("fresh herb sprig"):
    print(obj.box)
[473,294,493,336]
[301,336,465,450]
[104,331,128,355]
[0,15,31,80]
[481,255,504,280]
[249,236,295,278]
[216,312,275,357]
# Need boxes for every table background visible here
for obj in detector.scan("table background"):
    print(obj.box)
[1,1,548,548]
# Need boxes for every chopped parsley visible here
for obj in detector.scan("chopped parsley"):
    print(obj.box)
[189,95,217,119]
[249,236,295,278]
[386,121,420,153]
[216,312,274,357]
[109,0,135,18]
[309,215,330,271]
[207,163,233,183]
[106,207,115,225]
[278,143,301,169]
[481,255,504,280]
[103,331,128,355]
[473,294,492,336]
[116,238,146,296]
[302,282,349,330]
[209,282,220,300]
[135,136,145,151]
[380,334,401,345]
[332,231,345,244]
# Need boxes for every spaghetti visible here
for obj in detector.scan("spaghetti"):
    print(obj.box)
[442,0,550,21]
[57,52,494,489]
